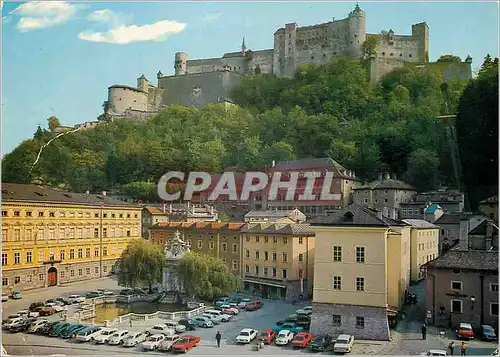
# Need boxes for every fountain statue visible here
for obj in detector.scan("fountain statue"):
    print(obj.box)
[162,230,190,293]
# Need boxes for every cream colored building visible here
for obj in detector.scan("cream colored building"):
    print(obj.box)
[1,183,141,292]
[243,208,306,224]
[310,204,411,341]
[402,219,439,281]
[240,223,315,301]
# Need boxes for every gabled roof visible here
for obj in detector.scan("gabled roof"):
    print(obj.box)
[143,206,164,215]
[480,195,498,204]
[240,223,315,236]
[310,203,408,227]
[271,157,356,179]
[353,178,415,191]
[424,204,441,214]
[402,219,438,229]
[469,220,498,235]
[434,213,467,225]
[423,250,498,271]
[1,183,138,208]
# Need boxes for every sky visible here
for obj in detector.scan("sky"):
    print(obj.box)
[2,1,499,155]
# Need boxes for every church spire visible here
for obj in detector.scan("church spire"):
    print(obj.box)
[241,37,247,56]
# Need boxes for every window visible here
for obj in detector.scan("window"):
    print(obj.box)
[255,251,260,259]
[451,299,463,313]
[451,281,463,290]
[86,248,91,258]
[1,253,7,265]
[232,244,237,253]
[298,254,304,262]
[273,237,278,243]
[1,210,7,216]
[333,276,341,290]
[49,212,55,217]
[356,247,365,263]
[26,211,32,217]
[333,246,342,262]
[95,266,99,274]
[245,265,249,273]
[356,277,365,291]
[38,249,44,262]
[272,268,277,277]
[2,277,8,286]
[103,228,107,237]
[38,211,44,217]
[2,230,7,242]
[232,260,238,270]
[126,230,131,237]
[245,250,250,258]
[60,271,65,279]
[78,269,83,276]
[94,248,99,257]
[298,237,303,244]
[491,284,499,292]
[256,236,260,243]
[14,276,21,284]
[221,243,227,252]
[60,250,65,260]
[78,248,83,258]
[264,251,269,261]
[282,253,288,262]
[264,267,268,276]
[209,241,215,250]
[197,240,202,249]
[26,274,32,283]
[282,269,287,278]
[103,213,107,218]
[272,252,277,261]
[299,269,304,278]
[283,237,288,244]
[14,252,20,265]
[86,268,90,275]
[103,247,107,256]
[332,315,341,326]
[70,270,75,277]
[356,316,365,328]
[246,236,250,242]
[255,266,259,275]
[264,236,269,243]
[26,251,32,263]
[38,273,44,281]
[491,302,498,316]
[94,228,99,238]
[14,211,20,216]
[452,269,461,275]
[70,249,75,259]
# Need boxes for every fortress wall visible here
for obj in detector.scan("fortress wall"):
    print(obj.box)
[249,50,274,74]
[369,57,407,84]
[108,87,148,114]
[186,58,223,74]
[375,34,421,63]
[221,56,248,74]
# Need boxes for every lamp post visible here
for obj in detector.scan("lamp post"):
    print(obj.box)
[470,295,476,309]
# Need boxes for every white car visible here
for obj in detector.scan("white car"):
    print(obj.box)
[107,330,130,345]
[27,319,48,333]
[238,298,252,308]
[67,295,86,304]
[420,350,448,356]
[201,313,222,324]
[17,309,40,318]
[192,316,214,328]
[491,349,499,356]
[275,330,294,345]
[45,303,67,312]
[93,328,118,344]
[3,317,25,330]
[140,334,165,350]
[147,324,175,336]
[236,328,258,344]
[333,334,355,353]
[2,293,9,302]
[220,305,239,314]
[97,289,115,296]
[123,332,147,347]
[204,310,233,322]
[158,334,181,351]
[163,321,186,333]
[296,306,312,316]
[74,327,103,342]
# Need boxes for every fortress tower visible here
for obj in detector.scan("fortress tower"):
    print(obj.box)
[174,52,188,75]
[411,22,430,62]
[137,74,149,92]
[347,3,366,58]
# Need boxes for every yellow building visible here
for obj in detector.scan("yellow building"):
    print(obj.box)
[1,183,142,292]
[240,223,315,301]
[402,219,439,281]
[310,204,411,341]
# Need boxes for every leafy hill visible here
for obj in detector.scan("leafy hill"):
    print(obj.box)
[3,55,496,207]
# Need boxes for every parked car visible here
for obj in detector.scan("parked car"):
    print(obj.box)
[147,324,175,336]
[96,289,114,296]
[272,322,304,334]
[215,297,231,307]
[275,330,294,346]
[107,330,130,345]
[277,314,311,329]
[220,305,239,315]
[74,326,102,342]
[93,328,119,344]
[201,313,221,325]
[85,291,102,299]
[163,320,186,333]
[296,306,312,316]
[481,325,497,341]
[17,309,40,318]
[204,309,232,322]
[236,328,258,344]
[119,289,134,296]
[258,329,276,344]
[66,295,86,304]
[49,322,71,337]
[420,350,448,356]
[38,306,58,316]
[237,298,252,309]
[3,317,26,330]
[308,335,333,352]
[122,331,147,347]
[178,319,197,331]
[10,318,36,332]
[191,316,214,328]
[1,293,8,302]
[333,334,355,354]
[11,290,22,299]
[29,302,45,311]
[456,323,475,340]
[140,334,165,350]
[291,332,313,348]
[27,319,49,333]
[245,300,263,311]
[60,324,87,339]
[40,321,60,335]
[45,303,67,312]
[171,334,200,353]
[158,334,181,351]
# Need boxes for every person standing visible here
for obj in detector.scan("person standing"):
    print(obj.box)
[421,323,427,340]
[448,341,455,355]
[215,331,221,348]
[460,342,467,356]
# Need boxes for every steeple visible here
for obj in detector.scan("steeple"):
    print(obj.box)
[241,37,247,56]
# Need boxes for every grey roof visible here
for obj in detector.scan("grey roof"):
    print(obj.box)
[240,223,315,236]
[434,213,468,225]
[423,250,498,271]
[353,178,415,191]
[108,84,147,93]
[272,157,357,179]
[222,51,247,58]
[1,183,139,208]
[244,209,297,219]
[480,195,498,204]
[469,220,498,235]
[402,219,438,229]
[310,203,408,227]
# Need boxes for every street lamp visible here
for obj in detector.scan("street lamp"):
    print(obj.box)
[470,295,476,309]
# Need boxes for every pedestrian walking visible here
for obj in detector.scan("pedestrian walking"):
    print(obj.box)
[448,341,454,355]
[460,342,467,356]
[129,319,132,328]
[215,331,221,348]
[421,323,427,340]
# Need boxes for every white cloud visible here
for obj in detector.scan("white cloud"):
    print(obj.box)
[202,12,222,22]
[11,1,85,32]
[87,9,131,27]
[78,20,186,44]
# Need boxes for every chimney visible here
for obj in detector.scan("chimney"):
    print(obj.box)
[210,206,214,215]
[376,209,383,220]
[162,203,166,213]
[169,203,173,213]
[102,191,107,196]
[378,173,383,181]
[384,173,390,180]
[272,160,276,168]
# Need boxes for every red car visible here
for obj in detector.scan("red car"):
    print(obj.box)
[258,329,276,344]
[222,308,238,315]
[171,335,201,353]
[245,300,263,311]
[291,332,313,348]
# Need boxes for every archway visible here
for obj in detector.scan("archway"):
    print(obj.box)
[47,267,58,287]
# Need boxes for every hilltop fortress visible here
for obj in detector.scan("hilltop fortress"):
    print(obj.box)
[104,4,472,121]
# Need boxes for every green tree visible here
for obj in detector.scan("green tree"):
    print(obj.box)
[47,116,61,131]
[436,54,462,63]
[362,35,380,58]
[117,239,167,292]
[405,148,440,191]
[177,252,241,300]
[122,181,157,202]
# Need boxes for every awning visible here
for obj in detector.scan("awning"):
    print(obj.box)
[243,278,286,288]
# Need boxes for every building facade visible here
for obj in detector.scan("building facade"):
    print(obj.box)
[478,196,498,221]
[142,206,169,239]
[435,213,487,252]
[149,222,246,278]
[423,250,498,331]
[402,219,439,281]
[240,223,315,301]
[309,204,411,341]
[243,208,306,223]
[1,183,141,292]
[353,173,416,219]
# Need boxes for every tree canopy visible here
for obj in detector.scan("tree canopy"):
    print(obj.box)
[177,251,241,300]
[117,239,167,291]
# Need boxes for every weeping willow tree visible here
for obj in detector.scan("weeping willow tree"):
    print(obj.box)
[117,239,167,292]
[177,252,242,301]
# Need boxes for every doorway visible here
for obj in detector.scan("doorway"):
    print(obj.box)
[47,267,58,287]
